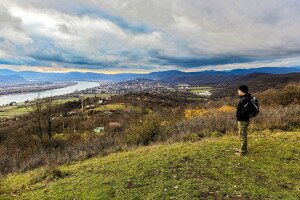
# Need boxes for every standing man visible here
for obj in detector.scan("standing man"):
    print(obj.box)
[236,85,251,156]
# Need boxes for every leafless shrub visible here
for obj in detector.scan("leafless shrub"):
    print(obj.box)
[0,90,299,176]
[257,83,300,106]
[167,104,299,143]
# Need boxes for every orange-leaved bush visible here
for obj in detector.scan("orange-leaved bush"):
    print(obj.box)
[184,108,209,120]
[216,105,235,113]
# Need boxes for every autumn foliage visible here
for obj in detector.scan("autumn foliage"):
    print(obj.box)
[185,105,235,120]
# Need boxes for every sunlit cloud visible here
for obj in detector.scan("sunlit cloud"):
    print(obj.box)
[1,0,300,73]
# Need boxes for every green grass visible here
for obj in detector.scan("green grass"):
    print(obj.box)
[0,94,112,118]
[53,98,81,104]
[0,98,81,118]
[81,94,112,99]
[0,130,299,199]
[0,99,77,118]
[0,105,32,118]
[90,103,140,112]
[189,86,212,90]
[188,86,212,94]
[54,94,111,104]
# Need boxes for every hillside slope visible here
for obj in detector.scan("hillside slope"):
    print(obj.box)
[0,75,27,83]
[161,72,300,87]
[0,131,299,199]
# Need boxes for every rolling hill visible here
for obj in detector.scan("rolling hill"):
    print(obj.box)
[211,72,300,97]
[0,67,299,82]
[0,130,299,199]
[0,75,27,83]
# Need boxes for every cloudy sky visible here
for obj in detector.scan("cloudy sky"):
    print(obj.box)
[1,0,300,73]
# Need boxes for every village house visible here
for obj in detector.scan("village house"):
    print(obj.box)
[93,127,105,133]
[9,102,17,106]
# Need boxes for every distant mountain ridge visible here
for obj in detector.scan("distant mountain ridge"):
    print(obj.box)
[0,66,299,82]
[209,72,300,98]
[0,74,27,83]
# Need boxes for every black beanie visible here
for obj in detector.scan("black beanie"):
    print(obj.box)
[238,85,248,93]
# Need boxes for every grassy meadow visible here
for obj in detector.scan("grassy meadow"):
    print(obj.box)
[90,103,141,112]
[0,105,32,118]
[188,86,213,93]
[0,94,111,118]
[0,130,299,199]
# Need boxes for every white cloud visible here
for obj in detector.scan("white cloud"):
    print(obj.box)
[5,3,166,65]
[0,5,33,59]
[1,0,300,72]
[91,0,300,57]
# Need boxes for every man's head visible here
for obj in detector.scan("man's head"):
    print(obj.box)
[238,85,248,96]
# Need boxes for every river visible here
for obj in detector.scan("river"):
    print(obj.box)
[0,81,99,106]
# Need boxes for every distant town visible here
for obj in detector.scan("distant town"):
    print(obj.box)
[0,81,76,96]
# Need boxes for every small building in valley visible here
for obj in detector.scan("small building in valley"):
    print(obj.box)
[175,84,190,90]
[9,102,17,106]
[93,127,105,133]
[98,99,104,104]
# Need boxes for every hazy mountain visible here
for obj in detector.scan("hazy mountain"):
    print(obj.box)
[160,74,240,85]
[0,74,27,83]
[210,72,300,98]
[147,70,187,79]
[0,66,299,82]
[224,67,300,75]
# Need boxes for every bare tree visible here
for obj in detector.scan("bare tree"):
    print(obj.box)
[45,97,54,140]
[31,97,44,142]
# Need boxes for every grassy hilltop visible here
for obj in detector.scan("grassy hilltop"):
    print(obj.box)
[1,130,299,200]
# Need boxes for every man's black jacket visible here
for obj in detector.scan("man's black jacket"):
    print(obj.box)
[236,93,252,122]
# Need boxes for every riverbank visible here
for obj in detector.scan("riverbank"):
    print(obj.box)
[0,81,99,106]
[0,81,77,96]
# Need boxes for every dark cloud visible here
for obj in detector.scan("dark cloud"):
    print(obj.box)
[152,54,255,68]
[1,0,300,72]
[0,5,22,31]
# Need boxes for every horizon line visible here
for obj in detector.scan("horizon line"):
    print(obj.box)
[0,66,299,75]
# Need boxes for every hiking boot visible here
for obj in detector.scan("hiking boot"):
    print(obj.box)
[234,149,247,156]
[235,151,247,156]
